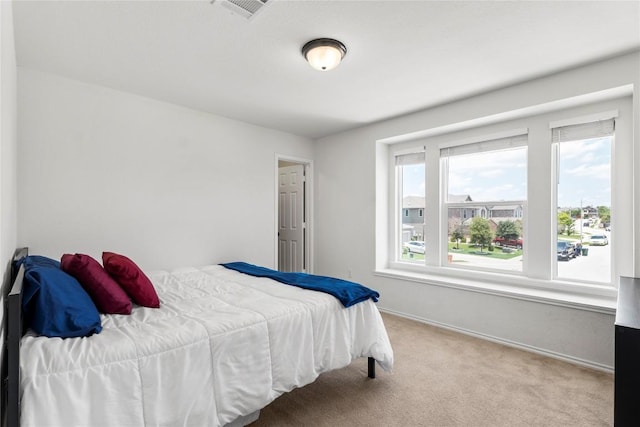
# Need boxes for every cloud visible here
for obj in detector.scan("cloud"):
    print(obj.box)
[448,148,526,200]
[478,169,504,178]
[448,171,473,191]
[565,163,610,180]
[449,148,526,173]
[559,137,609,161]
[469,183,524,201]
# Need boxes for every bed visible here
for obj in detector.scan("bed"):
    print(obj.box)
[4,248,394,427]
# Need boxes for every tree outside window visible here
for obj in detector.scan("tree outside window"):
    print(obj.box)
[469,217,493,253]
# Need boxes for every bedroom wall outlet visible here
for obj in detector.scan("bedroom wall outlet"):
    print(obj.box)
[347,269,352,278]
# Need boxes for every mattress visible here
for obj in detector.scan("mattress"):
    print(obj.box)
[19,264,394,426]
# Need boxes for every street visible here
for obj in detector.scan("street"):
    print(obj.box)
[449,230,611,284]
[558,235,611,283]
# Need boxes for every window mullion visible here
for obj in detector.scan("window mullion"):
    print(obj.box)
[422,144,440,266]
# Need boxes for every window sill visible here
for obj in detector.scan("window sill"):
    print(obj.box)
[375,265,617,314]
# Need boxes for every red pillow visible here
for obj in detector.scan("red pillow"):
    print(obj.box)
[61,253,132,315]
[102,252,160,308]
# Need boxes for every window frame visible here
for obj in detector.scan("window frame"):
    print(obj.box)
[440,133,528,274]
[380,95,633,304]
[551,124,615,285]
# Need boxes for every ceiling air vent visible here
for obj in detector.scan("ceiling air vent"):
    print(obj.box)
[215,0,270,20]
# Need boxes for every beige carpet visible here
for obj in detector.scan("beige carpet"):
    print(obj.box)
[251,312,613,427]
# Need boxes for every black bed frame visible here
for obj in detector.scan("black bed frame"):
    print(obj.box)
[4,247,28,427]
[2,247,375,427]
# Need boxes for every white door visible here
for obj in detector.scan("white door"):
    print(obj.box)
[278,165,305,272]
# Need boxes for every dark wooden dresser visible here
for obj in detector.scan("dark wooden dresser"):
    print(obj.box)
[615,276,640,426]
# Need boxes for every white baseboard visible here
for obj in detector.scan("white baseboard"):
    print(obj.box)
[379,307,614,373]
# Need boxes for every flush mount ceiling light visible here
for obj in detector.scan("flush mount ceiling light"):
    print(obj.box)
[301,38,347,71]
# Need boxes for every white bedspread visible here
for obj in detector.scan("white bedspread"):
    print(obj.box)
[19,265,394,427]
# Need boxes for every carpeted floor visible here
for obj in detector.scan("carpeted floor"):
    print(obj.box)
[250,312,613,426]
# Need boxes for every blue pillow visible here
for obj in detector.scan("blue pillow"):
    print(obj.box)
[20,255,61,269]
[18,256,102,338]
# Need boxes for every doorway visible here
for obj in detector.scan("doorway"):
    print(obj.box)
[276,156,312,273]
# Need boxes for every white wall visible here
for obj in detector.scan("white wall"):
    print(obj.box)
[0,0,19,419]
[10,32,639,373]
[17,68,314,271]
[314,52,640,369]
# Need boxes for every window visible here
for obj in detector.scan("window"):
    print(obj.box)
[443,133,527,272]
[553,118,614,284]
[382,97,632,297]
[397,151,425,263]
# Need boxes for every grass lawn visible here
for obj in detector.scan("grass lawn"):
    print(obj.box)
[447,242,522,259]
[559,233,583,240]
[401,243,523,261]
[558,234,593,246]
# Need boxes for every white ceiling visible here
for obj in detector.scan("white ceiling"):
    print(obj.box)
[12,0,640,139]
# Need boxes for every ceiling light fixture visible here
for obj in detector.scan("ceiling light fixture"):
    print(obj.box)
[301,38,347,71]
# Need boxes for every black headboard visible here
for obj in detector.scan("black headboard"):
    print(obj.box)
[2,247,28,427]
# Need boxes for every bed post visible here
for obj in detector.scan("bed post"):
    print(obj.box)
[6,247,28,427]
[368,357,375,379]
[7,266,24,427]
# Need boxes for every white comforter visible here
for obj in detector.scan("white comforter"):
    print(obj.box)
[19,265,394,427]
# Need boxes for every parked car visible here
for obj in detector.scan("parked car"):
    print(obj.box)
[557,240,576,261]
[403,241,425,254]
[589,234,608,246]
[493,236,523,249]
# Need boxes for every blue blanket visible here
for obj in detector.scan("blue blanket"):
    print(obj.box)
[220,262,379,308]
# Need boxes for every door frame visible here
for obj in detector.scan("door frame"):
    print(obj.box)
[275,154,313,273]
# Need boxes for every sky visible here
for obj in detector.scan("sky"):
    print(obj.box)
[402,136,612,208]
[557,136,611,209]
